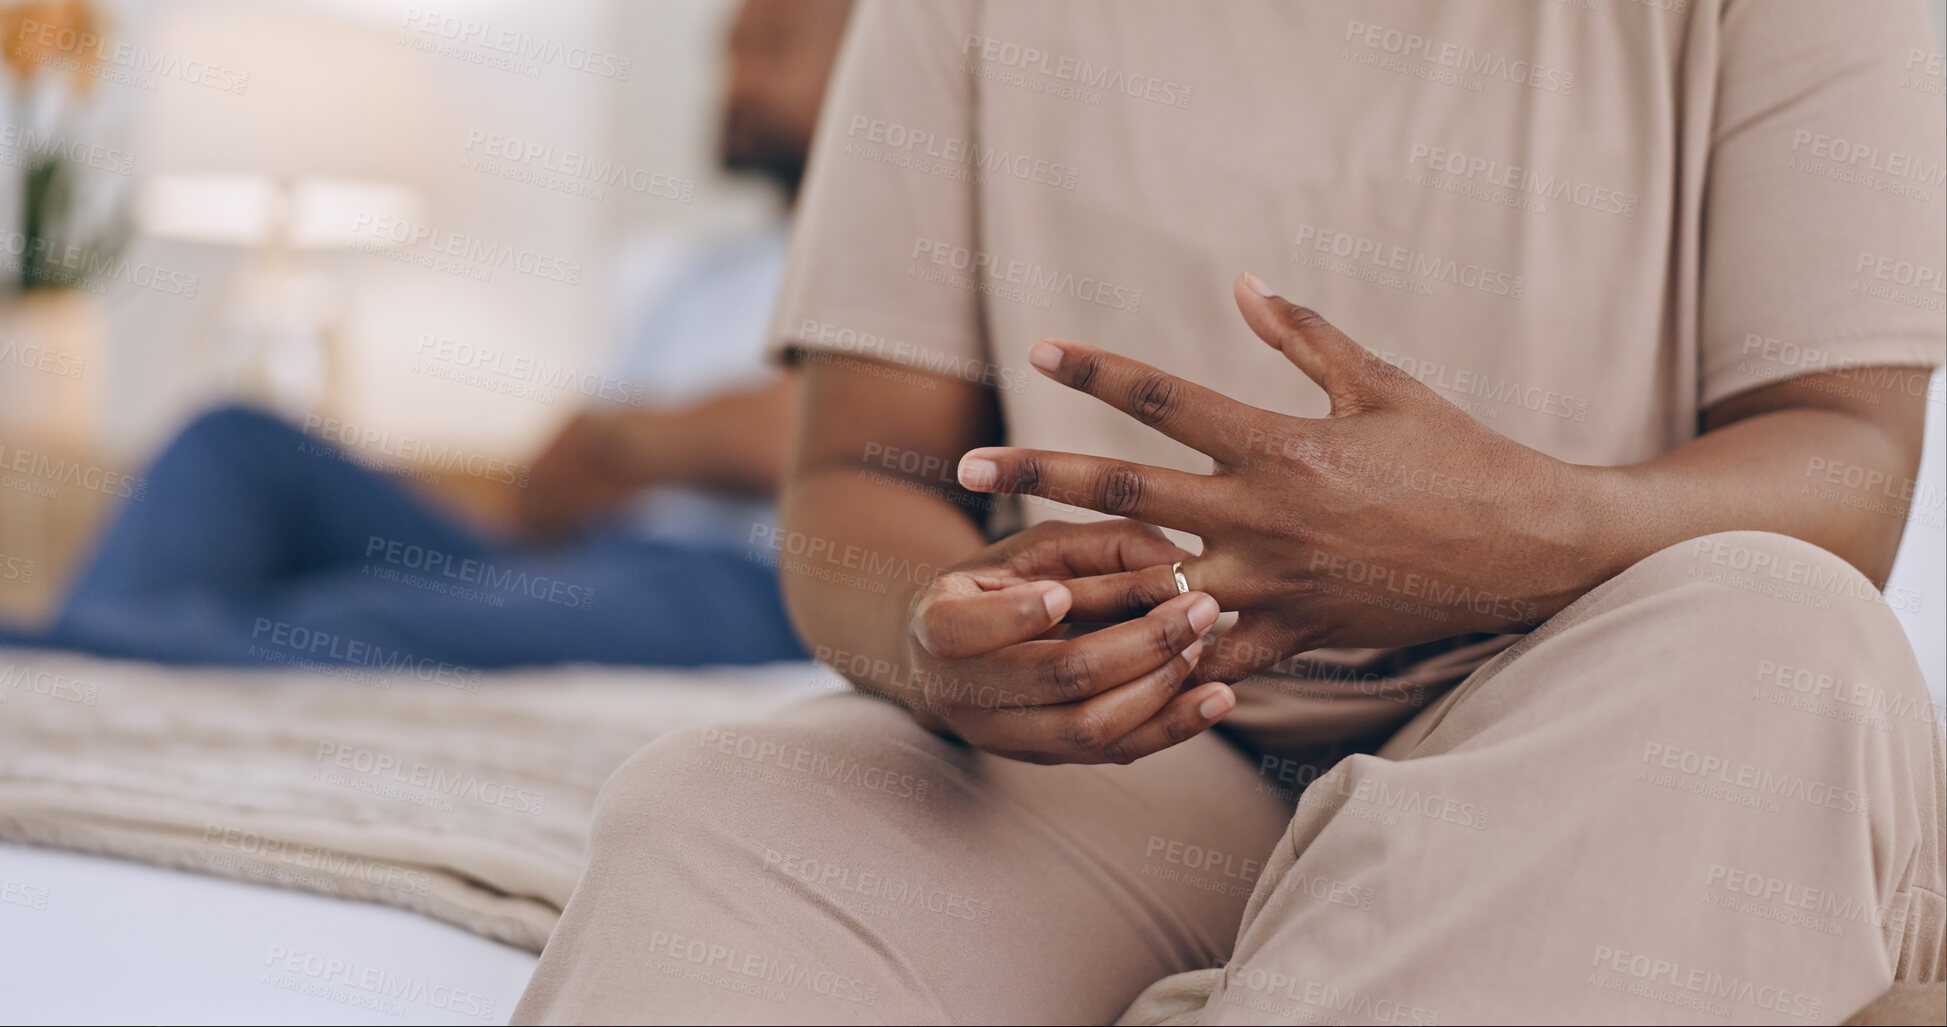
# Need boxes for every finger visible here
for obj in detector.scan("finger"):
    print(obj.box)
[997,590,1221,704]
[914,576,1070,660]
[964,518,1191,587]
[1188,611,1316,685]
[1235,273,1398,413]
[957,447,1219,534]
[1061,554,1277,623]
[967,641,1218,765]
[1061,562,1185,623]
[963,636,1200,761]
[1025,338,1261,464]
[1091,681,1237,765]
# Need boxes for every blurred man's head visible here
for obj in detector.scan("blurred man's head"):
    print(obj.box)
[719,0,852,202]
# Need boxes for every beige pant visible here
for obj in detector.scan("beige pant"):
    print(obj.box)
[514,533,1945,1025]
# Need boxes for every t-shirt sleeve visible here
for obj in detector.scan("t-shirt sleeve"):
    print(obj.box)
[767,0,987,379]
[1699,0,1946,408]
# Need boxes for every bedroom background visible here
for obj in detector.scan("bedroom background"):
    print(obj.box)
[0,0,1933,696]
[0,0,776,623]
[0,0,1941,1023]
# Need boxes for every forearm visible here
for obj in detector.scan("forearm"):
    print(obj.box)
[779,468,986,711]
[1561,371,1928,604]
[778,358,1003,725]
[610,374,801,493]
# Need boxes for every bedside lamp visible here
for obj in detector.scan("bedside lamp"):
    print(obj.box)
[135,173,423,417]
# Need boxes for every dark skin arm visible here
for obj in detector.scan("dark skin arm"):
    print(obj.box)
[780,277,1925,765]
[959,274,1930,687]
[517,373,802,540]
[780,353,1232,762]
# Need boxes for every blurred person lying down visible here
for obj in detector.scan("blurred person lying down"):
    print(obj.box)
[0,0,855,671]
[514,1,1944,1024]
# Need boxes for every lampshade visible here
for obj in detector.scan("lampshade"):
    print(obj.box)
[132,5,436,188]
[135,173,424,250]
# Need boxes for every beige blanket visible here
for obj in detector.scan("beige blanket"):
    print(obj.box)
[0,647,841,952]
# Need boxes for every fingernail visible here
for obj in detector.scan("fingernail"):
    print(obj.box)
[1198,686,1235,720]
[1187,593,1220,633]
[1038,581,1069,619]
[1241,272,1277,298]
[1027,340,1063,373]
[958,454,998,490]
[1182,639,1204,664]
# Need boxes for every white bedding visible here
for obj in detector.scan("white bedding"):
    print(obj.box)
[0,843,535,1026]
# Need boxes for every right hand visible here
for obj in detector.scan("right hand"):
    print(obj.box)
[903,518,1233,765]
[516,411,642,541]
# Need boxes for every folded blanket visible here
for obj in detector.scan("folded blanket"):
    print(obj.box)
[0,648,842,951]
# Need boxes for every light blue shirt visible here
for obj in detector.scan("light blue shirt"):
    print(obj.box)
[606,226,786,557]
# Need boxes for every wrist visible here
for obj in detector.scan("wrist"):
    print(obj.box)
[601,410,675,484]
[1524,459,1641,623]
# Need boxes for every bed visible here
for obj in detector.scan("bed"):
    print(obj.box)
[0,843,536,1025]
[0,655,846,1024]
[0,384,1939,1023]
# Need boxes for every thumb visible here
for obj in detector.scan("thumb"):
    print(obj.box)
[1234,273,1385,413]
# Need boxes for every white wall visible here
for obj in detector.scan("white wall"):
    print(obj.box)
[97,0,761,461]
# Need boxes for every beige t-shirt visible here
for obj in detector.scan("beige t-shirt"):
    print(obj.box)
[771,0,1947,754]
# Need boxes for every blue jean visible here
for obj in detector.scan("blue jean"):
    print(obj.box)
[5,406,805,670]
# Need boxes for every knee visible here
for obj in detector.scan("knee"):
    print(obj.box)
[1619,530,1902,639]
[591,697,938,845]
[164,404,299,460]
[595,724,747,830]
[1601,530,1933,739]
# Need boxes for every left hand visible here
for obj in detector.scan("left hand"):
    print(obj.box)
[956,273,1601,684]
[517,410,644,540]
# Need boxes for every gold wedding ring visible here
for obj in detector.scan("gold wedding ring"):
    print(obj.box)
[1171,561,1190,596]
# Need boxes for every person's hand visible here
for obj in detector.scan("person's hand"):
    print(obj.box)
[517,411,643,540]
[902,518,1237,764]
[955,273,1598,685]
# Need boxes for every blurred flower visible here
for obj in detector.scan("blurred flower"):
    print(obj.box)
[0,0,125,293]
[0,1,100,95]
